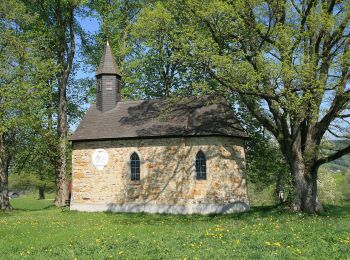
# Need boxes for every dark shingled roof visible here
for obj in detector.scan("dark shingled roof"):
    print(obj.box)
[70,96,247,141]
[96,41,121,76]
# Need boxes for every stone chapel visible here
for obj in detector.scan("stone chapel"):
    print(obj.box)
[70,41,249,214]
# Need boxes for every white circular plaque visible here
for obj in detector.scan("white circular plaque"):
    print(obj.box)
[92,149,109,170]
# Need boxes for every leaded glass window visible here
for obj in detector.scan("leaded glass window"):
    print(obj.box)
[196,151,206,180]
[130,152,140,181]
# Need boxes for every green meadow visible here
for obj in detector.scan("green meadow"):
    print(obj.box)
[1,191,350,260]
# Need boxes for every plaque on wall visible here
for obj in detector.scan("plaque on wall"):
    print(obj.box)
[92,149,109,170]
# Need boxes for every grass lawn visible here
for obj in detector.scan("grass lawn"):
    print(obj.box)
[1,196,349,259]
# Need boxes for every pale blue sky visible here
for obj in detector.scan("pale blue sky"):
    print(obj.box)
[76,14,99,79]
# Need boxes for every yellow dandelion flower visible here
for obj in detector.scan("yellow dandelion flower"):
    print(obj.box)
[273,242,281,247]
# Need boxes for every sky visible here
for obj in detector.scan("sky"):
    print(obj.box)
[70,15,99,131]
[76,14,99,79]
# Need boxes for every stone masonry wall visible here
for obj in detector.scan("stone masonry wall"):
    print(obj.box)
[70,136,249,214]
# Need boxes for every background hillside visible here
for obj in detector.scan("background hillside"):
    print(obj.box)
[322,140,350,172]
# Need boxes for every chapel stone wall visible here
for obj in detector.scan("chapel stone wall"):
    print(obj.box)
[70,136,249,214]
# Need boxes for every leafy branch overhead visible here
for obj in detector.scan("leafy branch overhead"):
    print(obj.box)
[132,0,350,213]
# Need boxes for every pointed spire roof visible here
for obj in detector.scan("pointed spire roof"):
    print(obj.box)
[96,40,121,76]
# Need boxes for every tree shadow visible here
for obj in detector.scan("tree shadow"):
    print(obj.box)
[322,202,350,217]
[120,96,246,137]
[9,204,56,212]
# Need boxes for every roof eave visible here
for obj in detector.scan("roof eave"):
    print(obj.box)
[69,133,249,143]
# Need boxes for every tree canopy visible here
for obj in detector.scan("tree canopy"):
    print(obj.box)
[0,0,349,213]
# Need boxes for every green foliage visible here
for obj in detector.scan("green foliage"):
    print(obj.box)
[9,173,55,193]
[250,170,350,206]
[0,0,58,188]
[246,132,290,191]
[82,0,147,99]
[317,169,344,203]
[125,2,207,98]
[0,196,349,259]
[122,0,350,212]
[1,0,90,206]
[0,0,57,133]
[248,183,276,206]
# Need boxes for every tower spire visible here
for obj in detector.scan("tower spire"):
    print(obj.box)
[96,41,122,112]
[96,40,121,76]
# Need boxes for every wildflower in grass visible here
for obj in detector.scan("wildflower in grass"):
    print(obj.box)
[96,239,101,244]
[215,225,224,232]
[273,242,281,247]
[340,238,350,244]
[235,239,240,245]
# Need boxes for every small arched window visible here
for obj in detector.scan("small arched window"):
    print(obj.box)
[130,152,140,181]
[196,151,207,180]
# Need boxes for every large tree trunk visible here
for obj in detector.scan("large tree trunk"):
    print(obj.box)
[290,158,323,214]
[54,3,75,207]
[54,79,69,207]
[279,132,324,214]
[0,134,11,210]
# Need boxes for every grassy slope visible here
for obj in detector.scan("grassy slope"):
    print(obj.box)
[0,196,349,260]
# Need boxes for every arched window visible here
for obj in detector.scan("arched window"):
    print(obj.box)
[130,152,140,181]
[196,151,207,180]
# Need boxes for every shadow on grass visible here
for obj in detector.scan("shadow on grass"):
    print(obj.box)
[15,204,57,211]
[0,205,59,219]
[99,204,282,225]
[3,201,349,224]
[100,201,350,225]
[322,202,350,217]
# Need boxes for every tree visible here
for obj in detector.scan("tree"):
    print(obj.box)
[245,127,291,204]
[139,0,350,213]
[10,125,57,200]
[127,2,193,98]
[53,0,78,206]
[0,0,56,209]
[83,0,147,99]
[24,0,84,206]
